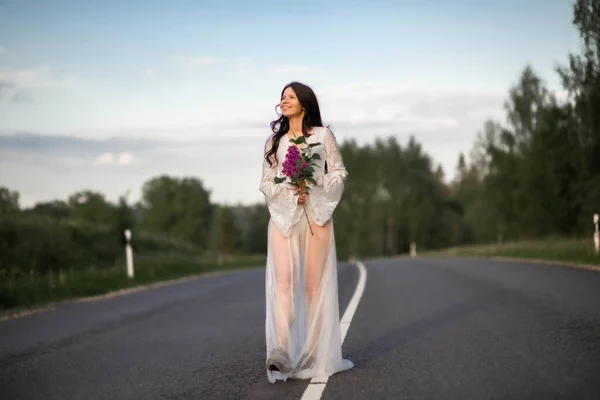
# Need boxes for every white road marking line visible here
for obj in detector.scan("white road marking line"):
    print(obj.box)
[300,261,368,400]
[340,261,367,342]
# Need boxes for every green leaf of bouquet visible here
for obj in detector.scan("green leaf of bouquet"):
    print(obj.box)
[292,136,306,145]
[307,143,321,148]
[274,177,286,184]
[311,154,321,160]
[307,177,317,186]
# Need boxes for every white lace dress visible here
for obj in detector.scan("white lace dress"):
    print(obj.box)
[259,126,354,383]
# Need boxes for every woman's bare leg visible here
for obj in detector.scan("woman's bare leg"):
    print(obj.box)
[304,220,332,357]
[271,222,294,349]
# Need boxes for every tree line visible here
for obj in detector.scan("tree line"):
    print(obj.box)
[0,177,255,282]
[1,0,598,278]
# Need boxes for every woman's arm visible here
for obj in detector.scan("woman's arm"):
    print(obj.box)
[308,127,348,226]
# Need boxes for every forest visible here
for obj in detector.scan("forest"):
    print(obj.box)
[1,0,598,309]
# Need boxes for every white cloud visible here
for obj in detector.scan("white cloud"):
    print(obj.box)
[319,81,506,135]
[0,67,78,102]
[0,135,263,208]
[93,152,135,166]
[313,80,509,178]
[117,152,135,165]
[93,152,114,166]
[0,67,77,89]
[143,68,157,78]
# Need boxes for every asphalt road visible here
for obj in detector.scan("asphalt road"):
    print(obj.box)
[1,258,600,400]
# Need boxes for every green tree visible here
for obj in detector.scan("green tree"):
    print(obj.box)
[29,200,70,220]
[558,0,600,230]
[0,187,20,216]
[243,204,269,254]
[139,175,213,248]
[114,193,135,248]
[217,206,242,257]
[334,140,382,259]
[68,190,115,225]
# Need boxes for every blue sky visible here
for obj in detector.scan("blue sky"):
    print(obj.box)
[0,0,582,207]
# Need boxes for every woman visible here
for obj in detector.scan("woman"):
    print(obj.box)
[259,81,353,383]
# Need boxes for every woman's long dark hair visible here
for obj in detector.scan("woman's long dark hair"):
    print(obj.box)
[264,81,324,167]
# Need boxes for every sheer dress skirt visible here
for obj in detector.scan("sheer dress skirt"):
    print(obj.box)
[264,214,353,383]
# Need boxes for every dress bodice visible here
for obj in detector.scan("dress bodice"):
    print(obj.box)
[259,126,348,237]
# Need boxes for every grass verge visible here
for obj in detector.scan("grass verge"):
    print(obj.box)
[0,253,266,315]
[421,237,600,266]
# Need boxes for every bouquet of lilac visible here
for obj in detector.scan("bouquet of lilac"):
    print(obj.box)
[274,135,322,235]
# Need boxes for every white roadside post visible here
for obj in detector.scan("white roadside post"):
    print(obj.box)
[594,214,599,255]
[410,242,417,258]
[124,229,134,278]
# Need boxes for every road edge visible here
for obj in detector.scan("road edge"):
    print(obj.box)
[0,267,263,323]
[484,256,600,272]
[406,253,600,273]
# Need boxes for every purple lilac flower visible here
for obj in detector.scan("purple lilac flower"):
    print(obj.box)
[282,146,302,179]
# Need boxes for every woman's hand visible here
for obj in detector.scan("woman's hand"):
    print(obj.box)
[295,183,308,205]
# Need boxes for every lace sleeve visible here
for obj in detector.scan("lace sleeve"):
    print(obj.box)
[308,127,348,226]
[259,137,299,237]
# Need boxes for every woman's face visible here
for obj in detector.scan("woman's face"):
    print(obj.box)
[280,87,304,119]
